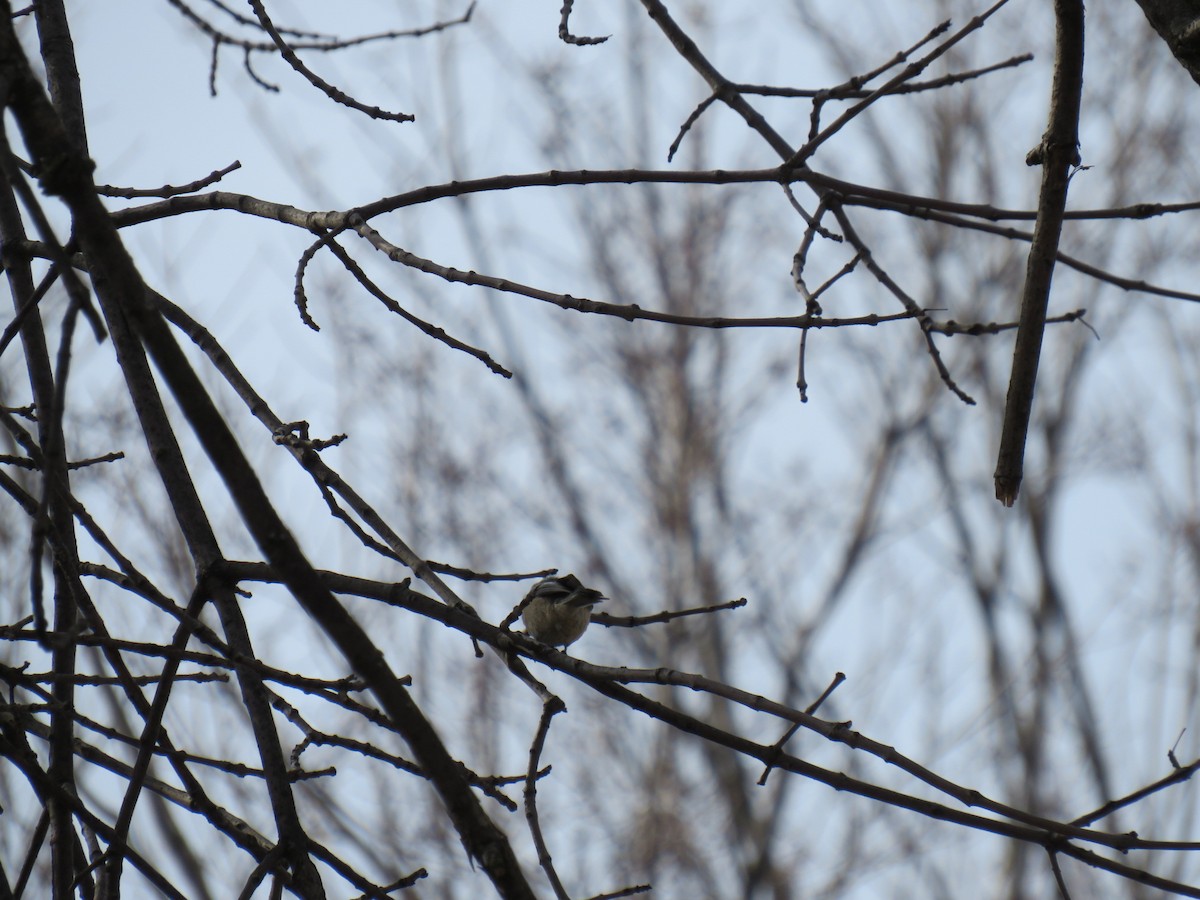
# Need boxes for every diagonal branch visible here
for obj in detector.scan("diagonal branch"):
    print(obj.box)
[994,0,1086,506]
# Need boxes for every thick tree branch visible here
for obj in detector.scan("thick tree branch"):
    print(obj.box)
[994,0,1086,506]
[1133,0,1200,86]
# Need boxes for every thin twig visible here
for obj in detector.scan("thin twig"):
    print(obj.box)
[524,699,571,899]
[245,0,415,122]
[559,0,609,45]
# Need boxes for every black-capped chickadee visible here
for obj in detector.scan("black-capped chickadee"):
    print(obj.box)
[520,574,605,647]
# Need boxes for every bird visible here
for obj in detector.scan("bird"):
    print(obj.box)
[520,574,605,647]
